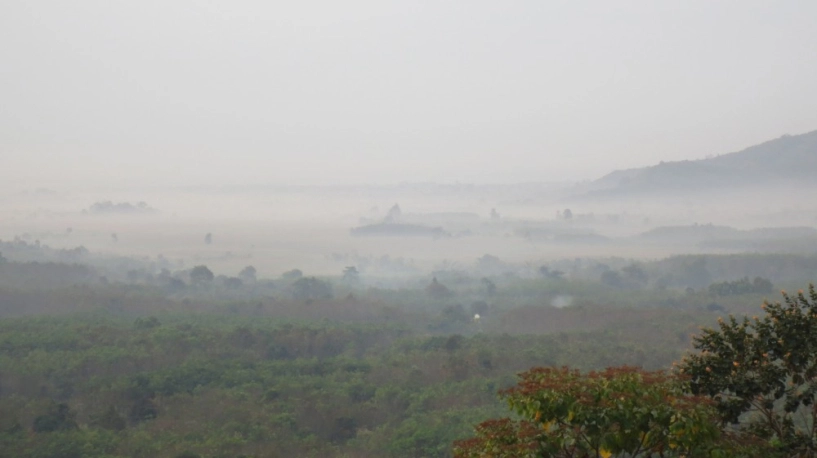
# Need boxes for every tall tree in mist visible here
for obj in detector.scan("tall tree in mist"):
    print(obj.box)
[238,266,257,283]
[190,265,214,285]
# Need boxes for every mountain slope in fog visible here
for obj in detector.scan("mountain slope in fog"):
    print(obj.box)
[580,129,817,197]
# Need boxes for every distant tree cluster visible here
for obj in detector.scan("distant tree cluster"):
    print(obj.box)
[599,263,648,289]
[538,266,565,280]
[292,276,333,301]
[707,276,773,296]
[32,403,78,433]
[114,264,259,292]
[0,238,92,264]
[86,201,157,215]
[189,265,214,285]
[426,277,453,299]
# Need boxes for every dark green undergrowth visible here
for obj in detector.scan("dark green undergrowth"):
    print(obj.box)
[0,308,710,458]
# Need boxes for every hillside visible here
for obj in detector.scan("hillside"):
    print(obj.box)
[579,129,817,198]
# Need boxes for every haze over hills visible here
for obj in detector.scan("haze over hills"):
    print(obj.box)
[575,129,817,199]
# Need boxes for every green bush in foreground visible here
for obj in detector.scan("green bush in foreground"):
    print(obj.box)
[683,284,817,456]
[457,285,817,457]
[454,367,735,458]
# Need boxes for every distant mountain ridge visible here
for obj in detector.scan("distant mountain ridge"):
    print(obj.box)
[582,129,817,197]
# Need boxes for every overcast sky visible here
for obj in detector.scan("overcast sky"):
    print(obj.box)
[2,1,816,189]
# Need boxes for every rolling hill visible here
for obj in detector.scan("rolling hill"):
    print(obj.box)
[578,129,817,198]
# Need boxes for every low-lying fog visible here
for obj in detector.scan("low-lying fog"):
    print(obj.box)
[2,182,815,279]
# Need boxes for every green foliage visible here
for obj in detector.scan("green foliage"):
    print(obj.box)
[291,276,333,301]
[134,316,161,329]
[0,309,704,457]
[26,429,119,458]
[600,270,624,288]
[454,367,726,458]
[90,406,126,431]
[434,305,470,330]
[3,258,807,457]
[682,284,817,455]
[128,396,158,424]
[427,277,453,299]
[708,276,774,296]
[174,452,201,458]
[189,265,214,285]
[33,403,78,433]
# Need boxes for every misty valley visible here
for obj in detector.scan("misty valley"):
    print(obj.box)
[1,131,817,457]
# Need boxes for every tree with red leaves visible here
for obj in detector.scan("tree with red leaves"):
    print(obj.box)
[454,366,735,458]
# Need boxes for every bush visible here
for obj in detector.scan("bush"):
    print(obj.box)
[32,403,78,433]
[454,366,726,457]
[682,284,817,455]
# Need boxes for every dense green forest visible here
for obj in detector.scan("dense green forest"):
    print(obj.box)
[0,247,813,457]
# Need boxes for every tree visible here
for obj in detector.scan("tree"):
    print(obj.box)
[238,265,257,283]
[175,452,201,458]
[32,403,78,433]
[621,263,648,286]
[470,300,489,317]
[752,276,774,294]
[342,266,360,285]
[681,284,817,455]
[477,254,503,274]
[223,276,243,289]
[426,277,452,299]
[204,233,212,244]
[129,396,158,424]
[481,277,497,297]
[134,316,161,330]
[439,304,469,326]
[539,266,564,280]
[454,366,727,457]
[385,203,402,223]
[281,269,303,282]
[708,276,774,296]
[679,257,712,289]
[292,277,332,301]
[189,265,214,285]
[90,406,126,431]
[600,270,624,288]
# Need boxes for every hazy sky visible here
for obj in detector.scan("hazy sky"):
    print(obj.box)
[2,1,816,188]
